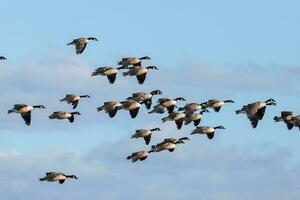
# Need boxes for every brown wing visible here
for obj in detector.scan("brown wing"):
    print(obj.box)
[129,108,140,118]
[21,111,31,126]
[76,43,87,54]
[72,100,79,109]
[107,73,117,84]
[256,107,266,120]
[136,73,147,84]
[143,135,151,145]
[213,106,221,112]
[175,120,183,130]
[207,132,215,139]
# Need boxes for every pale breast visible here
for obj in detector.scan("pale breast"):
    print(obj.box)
[19,106,33,113]
[136,67,148,75]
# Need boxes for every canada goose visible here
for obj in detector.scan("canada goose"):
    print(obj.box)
[8,104,46,126]
[127,150,154,162]
[0,56,6,60]
[236,99,276,128]
[39,172,78,184]
[178,103,203,114]
[118,56,151,67]
[191,126,225,139]
[67,37,98,54]
[148,105,168,114]
[120,100,141,118]
[201,99,234,112]
[127,90,162,109]
[91,66,127,84]
[163,137,190,144]
[274,111,294,130]
[184,109,209,126]
[60,94,90,109]
[156,97,186,113]
[49,111,81,123]
[161,112,186,129]
[123,65,159,84]
[97,101,122,118]
[131,128,161,145]
[292,116,300,130]
[151,139,185,152]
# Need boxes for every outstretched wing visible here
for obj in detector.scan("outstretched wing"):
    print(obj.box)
[72,100,79,109]
[107,73,117,84]
[76,43,87,54]
[21,111,31,126]
[129,108,140,119]
[143,135,151,145]
[207,132,215,139]
[136,73,146,84]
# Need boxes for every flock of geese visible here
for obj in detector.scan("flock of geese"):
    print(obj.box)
[1,36,298,184]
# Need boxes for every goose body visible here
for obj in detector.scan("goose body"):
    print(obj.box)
[236,99,276,128]
[118,56,150,67]
[156,97,186,113]
[120,100,141,118]
[131,128,161,145]
[161,112,186,129]
[151,139,185,152]
[67,37,98,54]
[178,103,202,114]
[91,66,127,84]
[191,126,225,139]
[148,105,168,114]
[127,90,162,109]
[60,94,90,109]
[123,65,158,84]
[0,56,6,60]
[274,111,294,130]
[97,101,122,118]
[49,111,81,123]
[127,150,154,162]
[39,172,78,184]
[8,104,46,126]
[184,110,209,126]
[202,99,234,112]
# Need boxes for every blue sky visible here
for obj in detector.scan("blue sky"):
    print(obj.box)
[1,0,300,199]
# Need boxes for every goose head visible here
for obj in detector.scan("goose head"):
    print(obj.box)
[66,175,78,179]
[33,105,46,109]
[146,65,159,70]
[265,98,276,106]
[214,126,225,130]
[87,37,98,41]
[72,112,81,115]
[139,56,151,60]
[151,127,161,132]
[150,90,163,95]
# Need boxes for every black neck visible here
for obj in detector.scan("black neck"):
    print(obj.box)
[80,95,89,98]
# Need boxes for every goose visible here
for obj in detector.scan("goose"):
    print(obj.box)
[184,109,209,126]
[201,99,234,112]
[49,111,81,123]
[91,66,127,84]
[292,116,300,130]
[60,94,90,109]
[163,137,190,144]
[127,150,154,162]
[148,104,168,114]
[151,139,185,152]
[120,100,141,118]
[127,90,162,109]
[131,128,161,145]
[118,56,151,67]
[123,65,159,84]
[0,56,6,60]
[161,112,186,129]
[8,104,46,126]
[97,101,122,118]
[274,111,294,130]
[191,126,225,139]
[156,97,186,113]
[236,99,276,128]
[39,172,78,184]
[67,37,98,54]
[178,103,203,114]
